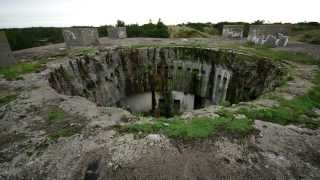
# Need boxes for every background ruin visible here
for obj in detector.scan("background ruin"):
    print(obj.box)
[62,28,100,47]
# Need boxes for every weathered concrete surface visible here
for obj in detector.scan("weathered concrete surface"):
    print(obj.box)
[107,27,127,39]
[222,25,244,39]
[212,65,232,104]
[247,25,290,47]
[0,31,16,67]
[62,28,99,47]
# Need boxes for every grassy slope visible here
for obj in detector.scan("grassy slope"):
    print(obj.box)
[218,42,319,65]
[291,29,320,45]
[238,70,320,129]
[168,26,213,38]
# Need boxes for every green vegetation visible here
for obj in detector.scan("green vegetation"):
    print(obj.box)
[3,27,64,51]
[45,108,84,140]
[126,19,169,38]
[294,29,320,45]
[48,111,65,123]
[291,22,320,45]
[0,95,17,107]
[168,26,213,38]
[238,71,320,129]
[246,45,319,65]
[71,47,99,56]
[116,114,253,139]
[219,42,319,65]
[0,62,42,80]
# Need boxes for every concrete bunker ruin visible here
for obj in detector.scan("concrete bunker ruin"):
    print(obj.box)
[62,28,100,47]
[247,25,290,47]
[222,25,244,39]
[107,27,127,39]
[0,31,16,67]
[49,47,285,117]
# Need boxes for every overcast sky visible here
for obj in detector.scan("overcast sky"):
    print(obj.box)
[0,0,319,28]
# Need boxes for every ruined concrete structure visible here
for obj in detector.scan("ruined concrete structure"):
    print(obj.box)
[247,25,290,47]
[222,25,244,39]
[62,28,100,47]
[49,47,285,116]
[0,31,16,67]
[107,27,127,39]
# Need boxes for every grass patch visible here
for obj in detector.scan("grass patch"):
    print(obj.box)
[0,62,42,80]
[43,108,85,140]
[116,115,253,140]
[0,95,17,107]
[71,47,99,56]
[237,71,320,129]
[48,110,65,123]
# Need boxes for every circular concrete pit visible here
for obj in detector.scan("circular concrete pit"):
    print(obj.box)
[48,47,285,117]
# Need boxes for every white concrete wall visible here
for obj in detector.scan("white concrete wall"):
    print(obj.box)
[172,91,194,111]
[121,92,160,112]
[121,91,194,113]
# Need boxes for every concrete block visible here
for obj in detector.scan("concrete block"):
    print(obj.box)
[222,25,244,39]
[0,31,16,67]
[62,28,99,47]
[107,27,127,39]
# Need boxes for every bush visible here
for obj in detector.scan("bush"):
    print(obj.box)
[0,62,42,80]
[126,19,169,38]
[3,27,64,51]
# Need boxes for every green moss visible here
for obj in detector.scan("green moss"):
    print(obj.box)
[48,110,65,123]
[0,62,42,80]
[0,95,17,107]
[116,115,253,140]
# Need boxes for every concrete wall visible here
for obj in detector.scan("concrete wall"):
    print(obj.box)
[62,28,99,47]
[167,60,211,97]
[172,91,195,111]
[121,91,194,113]
[222,25,244,39]
[212,66,232,105]
[107,27,127,39]
[247,25,290,47]
[0,31,16,67]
